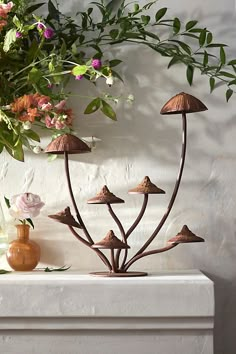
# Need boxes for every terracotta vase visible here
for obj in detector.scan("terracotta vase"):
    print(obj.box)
[6,224,40,271]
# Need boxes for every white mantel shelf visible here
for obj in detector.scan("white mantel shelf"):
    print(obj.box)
[0,270,214,354]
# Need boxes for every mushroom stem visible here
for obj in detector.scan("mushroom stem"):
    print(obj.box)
[64,151,94,244]
[106,204,127,269]
[110,249,117,273]
[127,112,187,261]
[119,194,149,270]
[68,226,112,271]
[123,244,178,272]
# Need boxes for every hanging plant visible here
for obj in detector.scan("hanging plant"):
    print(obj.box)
[0,0,234,161]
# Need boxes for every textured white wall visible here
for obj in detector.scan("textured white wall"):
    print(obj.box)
[0,1,236,353]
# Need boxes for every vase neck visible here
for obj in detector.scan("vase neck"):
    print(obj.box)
[16,224,30,241]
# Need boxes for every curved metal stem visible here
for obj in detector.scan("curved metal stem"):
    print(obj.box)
[119,194,149,269]
[64,151,94,244]
[68,226,112,271]
[124,244,178,271]
[110,249,117,273]
[107,204,126,268]
[127,113,187,263]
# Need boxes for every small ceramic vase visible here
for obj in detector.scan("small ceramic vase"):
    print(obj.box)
[6,224,40,271]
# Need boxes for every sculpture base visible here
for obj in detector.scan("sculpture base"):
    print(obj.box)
[90,271,148,277]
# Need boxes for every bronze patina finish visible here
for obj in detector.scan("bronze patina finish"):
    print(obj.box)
[45,133,91,154]
[168,225,205,244]
[47,92,206,277]
[128,176,165,194]
[48,207,82,228]
[87,186,124,204]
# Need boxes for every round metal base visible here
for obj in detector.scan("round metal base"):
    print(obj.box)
[90,271,148,277]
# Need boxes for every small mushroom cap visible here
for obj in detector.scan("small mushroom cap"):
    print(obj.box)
[92,230,130,249]
[45,134,91,154]
[168,225,205,244]
[160,92,208,115]
[87,185,124,204]
[128,176,165,194]
[48,207,82,228]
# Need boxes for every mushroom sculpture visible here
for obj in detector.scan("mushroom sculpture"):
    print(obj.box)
[46,93,207,277]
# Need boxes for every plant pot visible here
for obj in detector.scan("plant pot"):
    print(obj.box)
[6,224,40,271]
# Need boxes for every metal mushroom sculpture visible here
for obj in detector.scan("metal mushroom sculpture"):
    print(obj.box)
[46,92,207,277]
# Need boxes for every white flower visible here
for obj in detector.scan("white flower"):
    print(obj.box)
[106,76,114,86]
[22,121,32,130]
[127,94,134,102]
[33,146,41,154]
[9,193,44,219]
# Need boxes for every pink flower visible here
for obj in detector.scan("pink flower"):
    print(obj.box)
[0,19,7,31]
[75,75,83,80]
[16,31,22,38]
[43,28,54,39]
[55,100,66,110]
[9,193,44,219]
[37,22,45,30]
[55,120,66,130]
[41,102,52,111]
[45,115,55,128]
[37,97,50,108]
[0,1,13,18]
[92,59,102,70]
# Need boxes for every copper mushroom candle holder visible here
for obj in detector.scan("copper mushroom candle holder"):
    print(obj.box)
[46,92,207,277]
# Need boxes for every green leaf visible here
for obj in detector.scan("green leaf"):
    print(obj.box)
[155,8,167,22]
[84,98,101,114]
[185,20,198,31]
[3,29,17,52]
[109,59,122,67]
[0,269,11,274]
[203,51,208,66]
[25,3,45,15]
[72,65,88,76]
[5,143,24,162]
[209,77,215,93]
[12,15,21,28]
[44,265,71,272]
[4,197,10,209]
[186,65,194,86]
[220,46,226,65]
[141,15,150,25]
[173,17,181,34]
[48,0,60,21]
[228,59,236,65]
[228,79,236,86]
[101,100,117,120]
[199,29,207,47]
[219,71,236,78]
[168,56,180,68]
[28,68,42,84]
[206,32,213,45]
[109,29,119,39]
[26,218,34,229]
[226,88,233,102]
[206,43,227,48]
[24,130,40,143]
[169,40,191,55]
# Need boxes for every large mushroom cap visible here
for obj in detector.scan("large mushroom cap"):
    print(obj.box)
[45,134,91,154]
[92,230,130,249]
[87,185,124,204]
[168,225,205,244]
[48,207,82,228]
[160,92,208,115]
[128,176,165,194]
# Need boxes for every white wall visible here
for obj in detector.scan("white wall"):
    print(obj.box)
[0,1,236,353]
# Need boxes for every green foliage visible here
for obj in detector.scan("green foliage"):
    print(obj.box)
[0,0,236,162]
